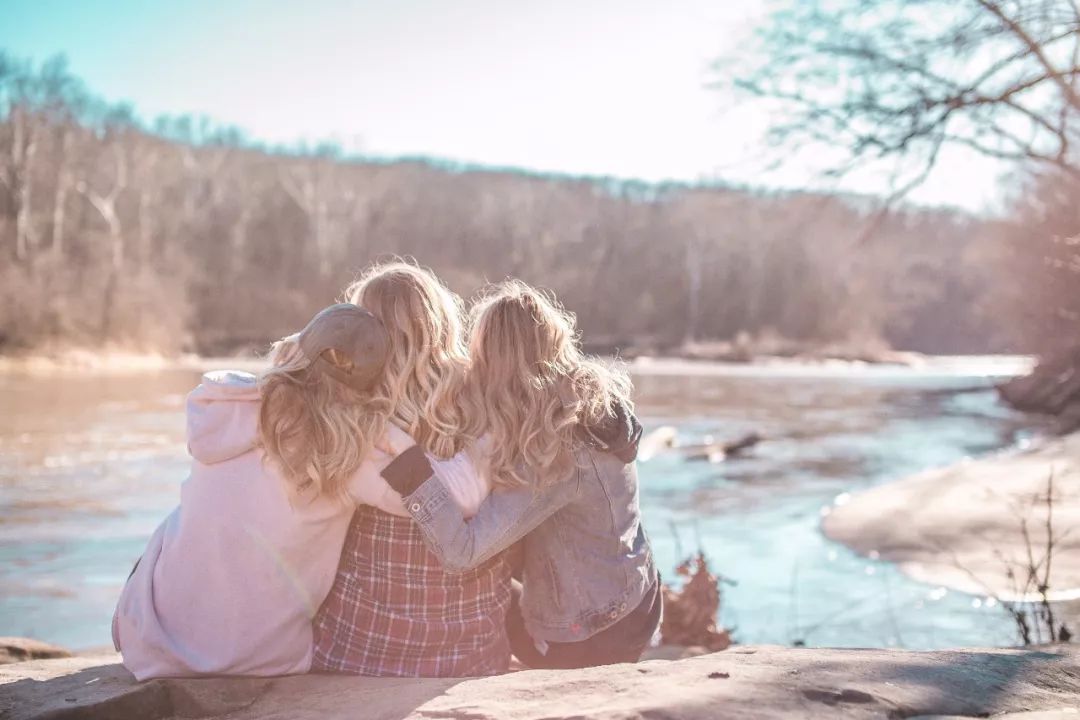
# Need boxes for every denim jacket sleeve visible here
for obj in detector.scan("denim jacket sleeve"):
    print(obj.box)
[382,447,581,573]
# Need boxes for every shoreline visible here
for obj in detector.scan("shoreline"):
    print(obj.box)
[823,432,1080,603]
[0,349,1035,378]
[0,351,267,376]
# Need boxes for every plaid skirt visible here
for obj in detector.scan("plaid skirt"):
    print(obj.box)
[312,505,512,677]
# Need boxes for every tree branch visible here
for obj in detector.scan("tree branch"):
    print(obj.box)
[975,0,1080,111]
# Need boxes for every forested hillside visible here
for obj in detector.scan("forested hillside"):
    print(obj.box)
[0,54,1034,356]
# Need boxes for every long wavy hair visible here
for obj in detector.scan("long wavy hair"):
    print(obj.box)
[257,335,391,504]
[343,261,470,458]
[465,280,633,488]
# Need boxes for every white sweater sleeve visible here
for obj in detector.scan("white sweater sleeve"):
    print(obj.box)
[425,445,492,519]
[346,450,410,517]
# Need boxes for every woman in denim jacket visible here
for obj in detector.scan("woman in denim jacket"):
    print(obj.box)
[382,281,660,669]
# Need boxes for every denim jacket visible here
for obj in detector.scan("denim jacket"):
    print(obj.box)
[382,401,656,644]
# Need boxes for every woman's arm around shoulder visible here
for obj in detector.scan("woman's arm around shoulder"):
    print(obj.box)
[382,446,581,573]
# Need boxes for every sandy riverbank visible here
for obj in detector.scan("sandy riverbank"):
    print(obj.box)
[0,351,266,376]
[3,645,1079,719]
[0,349,1035,379]
[824,432,1080,602]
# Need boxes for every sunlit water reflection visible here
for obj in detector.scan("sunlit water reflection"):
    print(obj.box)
[0,358,1042,650]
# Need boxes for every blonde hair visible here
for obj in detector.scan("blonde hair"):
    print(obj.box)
[342,261,469,458]
[257,336,390,503]
[466,280,633,488]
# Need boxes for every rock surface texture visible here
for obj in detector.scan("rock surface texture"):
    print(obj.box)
[824,432,1080,601]
[2,645,1079,719]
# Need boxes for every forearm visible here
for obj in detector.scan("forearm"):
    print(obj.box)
[383,447,575,572]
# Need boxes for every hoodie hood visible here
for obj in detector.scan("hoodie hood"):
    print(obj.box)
[578,397,642,464]
[186,370,261,464]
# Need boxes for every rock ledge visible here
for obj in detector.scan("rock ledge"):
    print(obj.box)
[3,645,1080,719]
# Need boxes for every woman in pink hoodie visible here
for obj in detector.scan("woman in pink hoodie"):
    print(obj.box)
[112,303,482,680]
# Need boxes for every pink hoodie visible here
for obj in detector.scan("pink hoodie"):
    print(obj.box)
[113,370,488,680]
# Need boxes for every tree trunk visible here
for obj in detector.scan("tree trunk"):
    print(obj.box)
[227,203,254,328]
[51,130,73,262]
[684,235,702,343]
[100,213,123,339]
[315,196,332,277]
[12,109,38,263]
[75,144,127,340]
[280,163,333,278]
[138,190,152,267]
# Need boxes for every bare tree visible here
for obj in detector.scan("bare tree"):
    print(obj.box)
[6,101,38,263]
[278,148,345,279]
[49,126,74,261]
[725,0,1080,407]
[729,0,1080,201]
[0,52,1022,357]
[75,140,127,335]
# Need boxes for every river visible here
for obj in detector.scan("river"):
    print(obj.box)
[0,356,1041,650]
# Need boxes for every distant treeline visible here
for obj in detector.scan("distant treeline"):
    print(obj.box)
[0,53,1055,356]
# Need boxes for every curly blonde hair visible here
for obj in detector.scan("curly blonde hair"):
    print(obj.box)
[343,261,470,458]
[257,336,391,503]
[465,280,633,488]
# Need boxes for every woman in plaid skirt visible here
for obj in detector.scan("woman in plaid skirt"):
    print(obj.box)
[312,262,512,677]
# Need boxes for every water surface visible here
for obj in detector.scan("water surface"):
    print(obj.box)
[0,358,1040,650]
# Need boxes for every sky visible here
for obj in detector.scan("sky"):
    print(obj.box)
[2,0,1010,212]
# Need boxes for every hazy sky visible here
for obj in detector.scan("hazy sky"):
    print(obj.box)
[3,0,1009,211]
